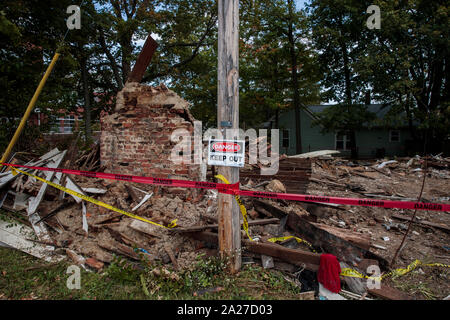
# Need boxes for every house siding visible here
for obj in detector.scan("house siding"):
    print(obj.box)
[277,108,412,158]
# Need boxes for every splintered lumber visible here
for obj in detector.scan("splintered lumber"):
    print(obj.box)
[27,151,66,242]
[313,223,371,251]
[243,240,320,271]
[170,218,280,233]
[0,148,62,189]
[288,150,340,158]
[128,219,162,238]
[132,193,152,212]
[82,188,107,194]
[368,284,414,300]
[35,199,76,224]
[127,35,158,83]
[183,231,320,271]
[164,243,179,270]
[98,240,141,261]
[27,151,66,214]
[391,213,450,233]
[0,219,64,262]
[125,184,141,202]
[252,199,288,219]
[287,211,389,269]
[77,245,113,264]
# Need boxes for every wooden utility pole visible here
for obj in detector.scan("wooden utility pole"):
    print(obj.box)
[217,0,241,273]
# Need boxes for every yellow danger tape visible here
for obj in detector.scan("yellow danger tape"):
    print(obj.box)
[268,236,317,253]
[215,174,252,241]
[9,166,177,229]
[340,259,450,281]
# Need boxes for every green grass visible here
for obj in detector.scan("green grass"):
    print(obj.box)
[0,247,310,300]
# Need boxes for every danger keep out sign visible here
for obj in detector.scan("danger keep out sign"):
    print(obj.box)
[208,139,245,168]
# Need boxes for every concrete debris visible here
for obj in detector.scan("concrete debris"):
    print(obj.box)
[265,179,286,193]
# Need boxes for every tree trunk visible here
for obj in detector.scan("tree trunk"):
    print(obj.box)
[287,0,302,154]
[80,56,92,142]
[339,37,357,158]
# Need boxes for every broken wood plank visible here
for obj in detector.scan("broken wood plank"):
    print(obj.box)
[125,184,141,202]
[127,35,158,83]
[183,231,320,271]
[391,213,450,233]
[77,245,113,264]
[288,150,340,158]
[170,218,280,233]
[0,219,64,262]
[99,241,141,261]
[85,257,104,271]
[368,284,414,300]
[91,212,122,226]
[27,151,66,243]
[164,243,179,270]
[312,223,371,250]
[244,240,320,271]
[253,199,288,219]
[27,151,66,214]
[287,211,389,270]
[0,148,62,189]
[132,193,153,212]
[64,177,86,203]
[128,219,163,238]
[66,249,86,266]
[82,188,107,194]
[35,199,76,224]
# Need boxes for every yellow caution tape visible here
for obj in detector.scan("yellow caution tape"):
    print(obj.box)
[10,166,176,229]
[215,174,252,241]
[268,236,317,253]
[340,259,450,281]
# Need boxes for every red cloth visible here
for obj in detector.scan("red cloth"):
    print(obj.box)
[317,254,341,293]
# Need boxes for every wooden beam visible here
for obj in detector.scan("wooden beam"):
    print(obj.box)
[287,211,389,270]
[127,35,158,83]
[170,218,280,233]
[391,213,450,233]
[243,240,320,271]
[183,231,320,271]
[217,0,241,273]
[368,284,414,300]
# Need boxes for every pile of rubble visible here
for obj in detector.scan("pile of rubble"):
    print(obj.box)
[1,148,449,300]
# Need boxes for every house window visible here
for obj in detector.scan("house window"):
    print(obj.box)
[49,115,76,134]
[282,129,290,148]
[390,130,400,142]
[335,132,349,150]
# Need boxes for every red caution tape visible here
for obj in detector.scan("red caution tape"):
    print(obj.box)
[2,162,449,212]
[1,162,238,192]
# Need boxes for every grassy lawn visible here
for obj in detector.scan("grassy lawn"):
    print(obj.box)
[0,247,311,300]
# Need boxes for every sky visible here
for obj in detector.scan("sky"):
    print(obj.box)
[296,0,309,10]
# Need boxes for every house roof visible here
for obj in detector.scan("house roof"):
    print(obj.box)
[306,103,390,119]
[304,103,414,128]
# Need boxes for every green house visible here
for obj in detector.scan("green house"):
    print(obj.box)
[274,104,413,158]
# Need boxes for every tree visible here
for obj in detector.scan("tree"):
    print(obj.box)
[356,0,449,152]
[307,0,373,158]
[238,0,320,144]
[0,0,79,152]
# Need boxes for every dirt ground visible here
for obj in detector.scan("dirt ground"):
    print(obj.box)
[304,158,450,299]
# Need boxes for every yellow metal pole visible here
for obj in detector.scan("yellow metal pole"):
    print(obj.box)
[0,52,60,164]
